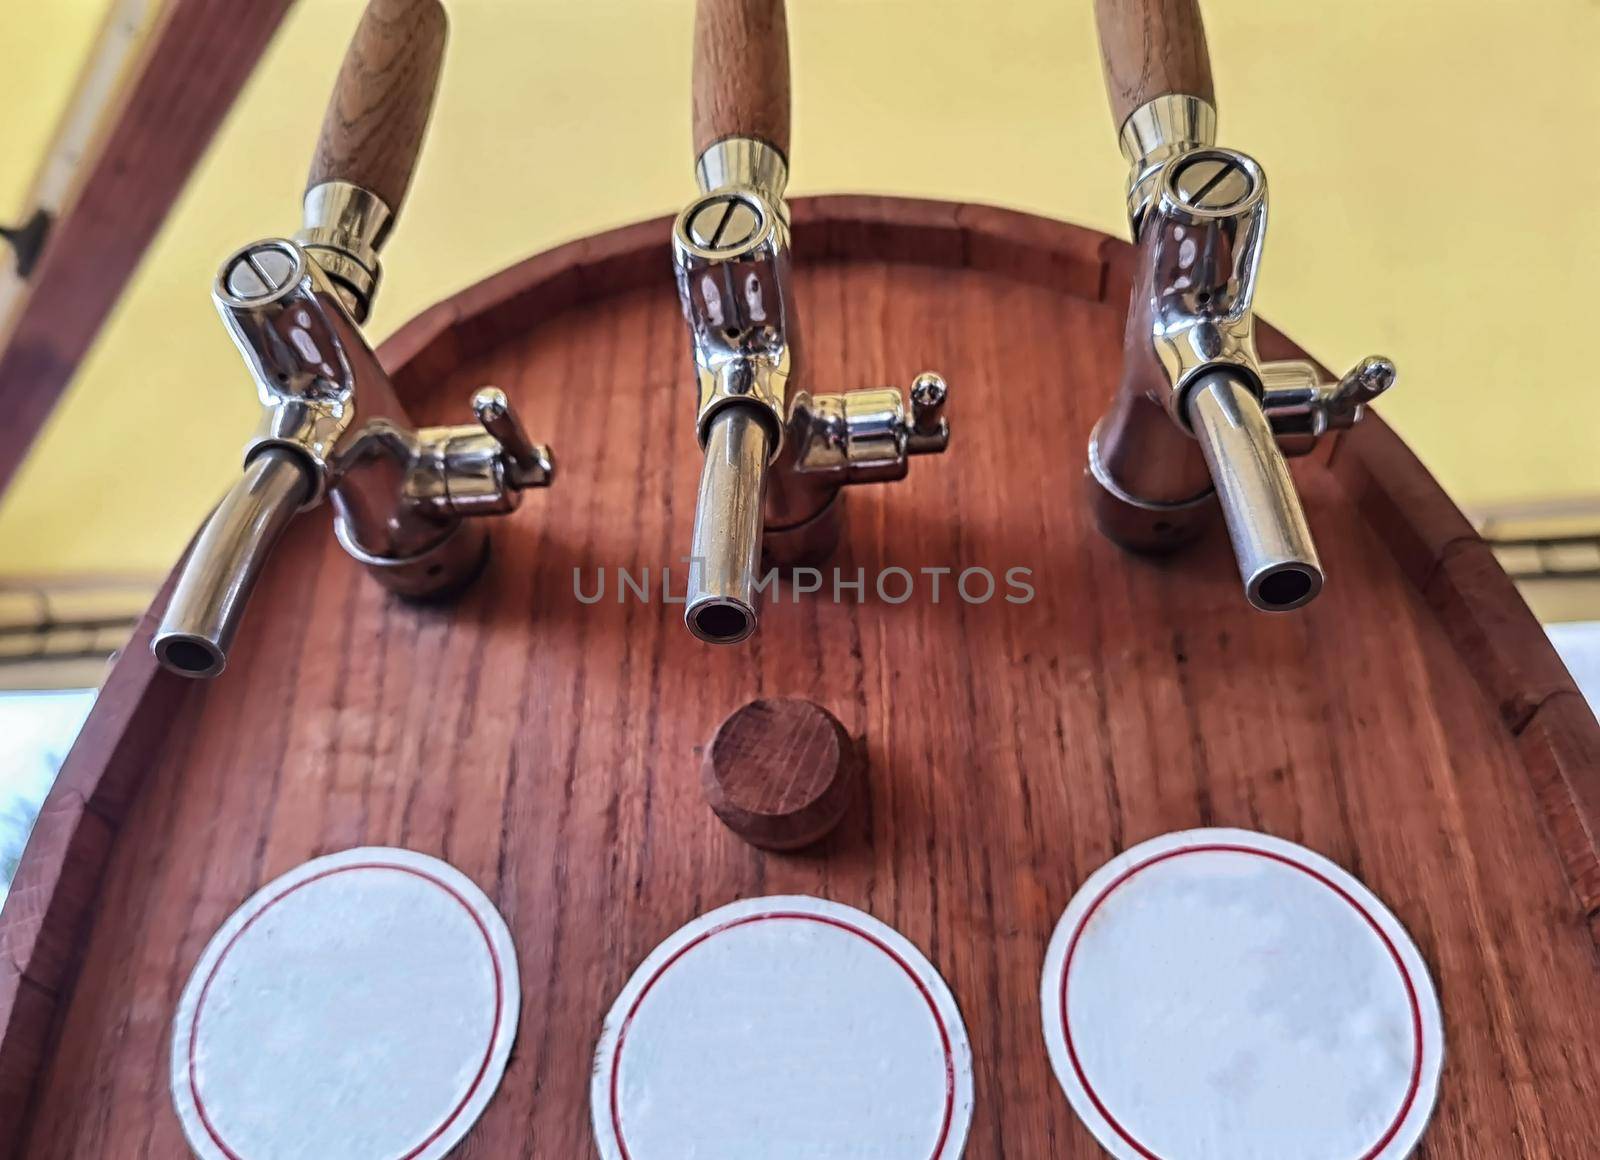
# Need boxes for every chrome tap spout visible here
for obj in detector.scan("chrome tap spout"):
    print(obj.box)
[686,408,772,643]
[153,450,312,678]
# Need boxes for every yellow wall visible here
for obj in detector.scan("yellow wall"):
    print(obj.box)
[2,0,1598,576]
[4,11,95,210]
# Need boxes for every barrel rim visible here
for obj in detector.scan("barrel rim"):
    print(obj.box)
[2,194,1594,1152]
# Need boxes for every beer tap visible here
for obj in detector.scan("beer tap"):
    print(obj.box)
[1085,0,1395,611]
[153,0,554,678]
[675,0,951,644]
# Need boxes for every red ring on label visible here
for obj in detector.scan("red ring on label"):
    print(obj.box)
[1058,844,1425,1160]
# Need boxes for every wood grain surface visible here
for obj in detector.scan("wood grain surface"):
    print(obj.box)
[1093,0,1216,131]
[4,197,1599,1158]
[692,0,790,160]
[701,697,858,850]
[306,0,448,213]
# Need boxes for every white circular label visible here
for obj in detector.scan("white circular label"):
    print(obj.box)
[592,895,973,1159]
[1041,829,1443,1160]
[171,848,519,1160]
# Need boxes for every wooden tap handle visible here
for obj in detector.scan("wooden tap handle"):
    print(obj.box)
[692,0,790,161]
[307,0,448,215]
[1093,0,1215,133]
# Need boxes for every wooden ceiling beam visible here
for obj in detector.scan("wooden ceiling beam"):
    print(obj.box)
[0,0,297,494]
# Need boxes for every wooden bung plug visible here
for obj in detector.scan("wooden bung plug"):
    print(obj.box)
[702,698,858,851]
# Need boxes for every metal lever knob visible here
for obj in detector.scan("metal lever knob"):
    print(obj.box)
[1260,354,1398,455]
[908,372,950,455]
[472,387,554,488]
[1327,357,1396,424]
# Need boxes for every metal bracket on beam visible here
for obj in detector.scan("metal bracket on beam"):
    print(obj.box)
[0,209,51,278]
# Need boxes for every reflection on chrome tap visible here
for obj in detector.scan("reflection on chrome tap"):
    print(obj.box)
[672,137,952,642]
[154,236,555,678]
[1087,97,1395,611]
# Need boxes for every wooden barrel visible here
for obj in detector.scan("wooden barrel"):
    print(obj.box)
[3,197,1598,1157]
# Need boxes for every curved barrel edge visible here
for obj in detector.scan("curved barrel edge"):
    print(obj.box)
[3,195,1596,1160]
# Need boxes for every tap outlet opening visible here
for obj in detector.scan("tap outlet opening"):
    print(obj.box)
[687,598,757,645]
[154,633,227,679]
[1248,564,1322,613]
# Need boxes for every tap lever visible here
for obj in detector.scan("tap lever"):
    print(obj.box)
[409,388,555,519]
[1259,355,1397,455]
[910,372,950,448]
[1186,371,1322,612]
[472,387,555,488]
[1328,356,1396,422]
[792,372,954,482]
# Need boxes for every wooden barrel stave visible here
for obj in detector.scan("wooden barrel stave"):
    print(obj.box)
[3,197,1598,1157]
